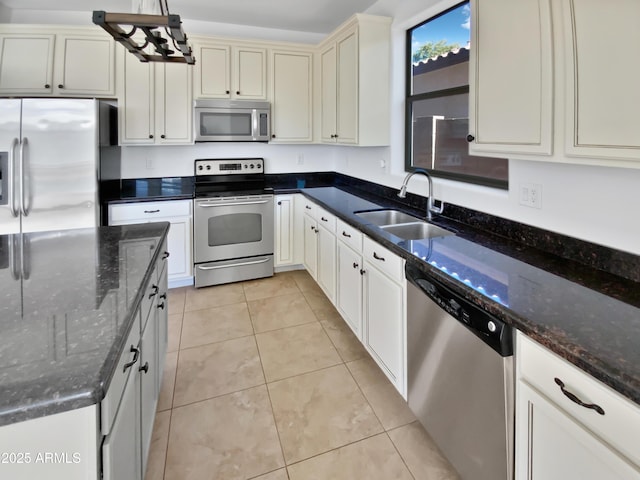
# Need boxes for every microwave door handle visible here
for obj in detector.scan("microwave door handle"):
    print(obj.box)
[8,138,19,217]
[197,200,270,207]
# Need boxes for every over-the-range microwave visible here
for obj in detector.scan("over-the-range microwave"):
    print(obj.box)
[194,99,270,142]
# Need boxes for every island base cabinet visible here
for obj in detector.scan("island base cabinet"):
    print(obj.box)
[516,382,640,480]
[0,406,99,480]
[336,240,363,338]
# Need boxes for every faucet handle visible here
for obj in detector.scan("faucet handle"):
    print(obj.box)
[429,199,444,215]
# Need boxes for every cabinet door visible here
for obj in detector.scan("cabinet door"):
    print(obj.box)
[54,35,115,96]
[563,0,640,163]
[516,382,640,480]
[336,241,363,338]
[336,29,358,145]
[233,46,267,99]
[317,225,336,303]
[468,0,553,156]
[166,215,192,281]
[303,214,318,279]
[156,62,193,144]
[363,262,405,392]
[320,44,337,143]
[120,48,155,144]
[139,315,158,474]
[103,369,142,480]
[194,43,231,98]
[271,51,313,143]
[275,195,295,266]
[0,34,54,94]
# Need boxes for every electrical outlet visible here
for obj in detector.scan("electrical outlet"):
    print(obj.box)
[145,157,154,170]
[519,183,542,209]
[297,153,304,165]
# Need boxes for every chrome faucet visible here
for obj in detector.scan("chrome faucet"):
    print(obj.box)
[397,169,444,221]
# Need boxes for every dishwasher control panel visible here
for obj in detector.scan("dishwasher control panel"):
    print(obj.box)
[408,265,513,356]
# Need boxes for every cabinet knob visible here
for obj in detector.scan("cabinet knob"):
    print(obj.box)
[44,84,51,89]
[226,90,230,94]
[236,91,240,95]
[359,269,366,275]
[352,262,359,269]
[157,301,165,310]
[277,201,282,205]
[139,362,149,374]
[272,134,276,138]
[161,134,166,139]
[149,134,154,139]
[58,84,64,89]
[466,134,475,142]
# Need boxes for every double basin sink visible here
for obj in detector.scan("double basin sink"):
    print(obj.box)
[355,209,453,240]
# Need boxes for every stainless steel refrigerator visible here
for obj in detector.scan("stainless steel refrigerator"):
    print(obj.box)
[0,98,119,235]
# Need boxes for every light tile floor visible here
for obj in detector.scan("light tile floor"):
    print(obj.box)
[146,270,460,480]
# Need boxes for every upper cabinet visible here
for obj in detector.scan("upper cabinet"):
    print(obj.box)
[270,49,313,143]
[118,45,193,145]
[0,27,115,97]
[318,14,391,146]
[193,41,267,100]
[563,0,640,165]
[468,0,553,157]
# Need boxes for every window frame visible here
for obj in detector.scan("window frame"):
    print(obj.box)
[404,1,508,190]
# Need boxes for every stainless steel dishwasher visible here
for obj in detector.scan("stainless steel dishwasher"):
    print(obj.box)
[405,263,515,480]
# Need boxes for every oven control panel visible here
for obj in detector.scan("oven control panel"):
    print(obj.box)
[195,158,264,175]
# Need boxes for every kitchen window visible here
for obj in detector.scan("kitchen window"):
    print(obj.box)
[405,1,508,189]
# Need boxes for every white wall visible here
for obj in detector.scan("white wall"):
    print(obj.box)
[120,143,337,178]
[347,0,640,256]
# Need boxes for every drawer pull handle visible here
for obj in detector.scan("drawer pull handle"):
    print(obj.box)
[144,209,160,214]
[342,231,351,238]
[123,346,140,372]
[163,251,170,259]
[373,252,385,262]
[305,205,312,210]
[321,217,328,222]
[149,285,159,299]
[554,378,605,415]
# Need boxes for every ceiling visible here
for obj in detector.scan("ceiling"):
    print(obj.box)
[0,0,381,34]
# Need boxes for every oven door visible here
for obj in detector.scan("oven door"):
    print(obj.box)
[194,195,274,263]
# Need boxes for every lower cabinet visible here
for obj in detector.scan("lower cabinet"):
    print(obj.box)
[516,333,640,480]
[108,199,193,287]
[301,198,406,396]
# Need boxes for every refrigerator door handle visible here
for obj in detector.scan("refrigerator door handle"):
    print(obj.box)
[19,137,29,217]
[8,137,19,217]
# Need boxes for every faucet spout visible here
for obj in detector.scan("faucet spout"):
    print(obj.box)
[397,169,443,221]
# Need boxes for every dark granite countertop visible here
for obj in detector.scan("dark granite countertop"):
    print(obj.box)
[103,176,194,203]
[300,187,640,406]
[0,223,170,427]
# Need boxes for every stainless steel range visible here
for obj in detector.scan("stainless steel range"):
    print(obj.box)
[193,158,274,288]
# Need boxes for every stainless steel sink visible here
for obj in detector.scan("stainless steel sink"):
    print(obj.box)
[380,222,453,240]
[355,209,422,226]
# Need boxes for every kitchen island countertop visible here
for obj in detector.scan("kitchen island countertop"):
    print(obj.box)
[300,186,640,407]
[0,223,169,427]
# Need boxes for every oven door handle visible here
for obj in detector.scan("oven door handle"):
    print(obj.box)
[197,200,270,208]
[197,257,271,270]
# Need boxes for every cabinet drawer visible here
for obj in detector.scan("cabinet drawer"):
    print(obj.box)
[518,333,640,466]
[101,310,141,436]
[363,236,404,282]
[300,199,317,219]
[336,219,362,252]
[109,200,191,223]
[316,206,336,233]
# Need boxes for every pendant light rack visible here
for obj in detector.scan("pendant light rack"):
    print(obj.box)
[92,10,195,64]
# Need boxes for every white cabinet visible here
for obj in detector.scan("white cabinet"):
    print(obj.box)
[275,194,295,267]
[119,46,193,145]
[336,220,364,338]
[193,41,267,99]
[303,209,319,279]
[316,208,337,303]
[109,200,193,287]
[0,28,115,97]
[361,237,406,396]
[468,0,553,157]
[562,0,640,164]
[516,333,640,480]
[318,14,391,146]
[270,50,313,143]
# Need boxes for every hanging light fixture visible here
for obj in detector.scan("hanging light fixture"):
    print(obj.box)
[93,0,195,64]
